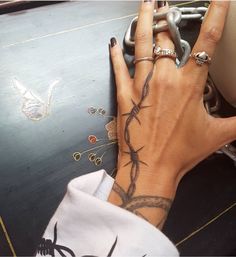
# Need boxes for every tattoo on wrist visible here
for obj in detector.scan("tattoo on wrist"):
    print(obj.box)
[112,68,173,225]
[113,182,172,227]
[120,195,173,213]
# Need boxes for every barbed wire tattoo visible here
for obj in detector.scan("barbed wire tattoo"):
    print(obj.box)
[122,69,154,198]
[112,67,173,224]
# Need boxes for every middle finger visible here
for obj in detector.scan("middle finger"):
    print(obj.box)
[154,1,176,69]
[134,0,155,90]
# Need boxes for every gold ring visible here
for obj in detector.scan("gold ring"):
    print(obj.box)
[133,57,154,65]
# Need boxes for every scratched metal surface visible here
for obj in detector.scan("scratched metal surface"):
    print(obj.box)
[0,1,236,256]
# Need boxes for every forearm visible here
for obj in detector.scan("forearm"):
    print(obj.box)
[108,164,178,229]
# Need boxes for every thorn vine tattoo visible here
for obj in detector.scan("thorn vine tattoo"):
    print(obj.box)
[113,68,173,226]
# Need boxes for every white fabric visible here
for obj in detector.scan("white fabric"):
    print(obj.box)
[37,170,179,257]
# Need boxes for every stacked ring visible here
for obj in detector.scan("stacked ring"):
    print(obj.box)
[153,46,177,60]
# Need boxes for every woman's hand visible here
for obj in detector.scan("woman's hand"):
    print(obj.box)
[108,0,231,228]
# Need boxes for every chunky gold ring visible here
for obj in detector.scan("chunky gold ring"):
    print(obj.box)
[190,51,211,66]
[153,46,177,60]
[133,57,154,65]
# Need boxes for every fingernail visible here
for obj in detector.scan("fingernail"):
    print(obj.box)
[144,0,152,2]
[157,0,167,8]
[110,37,117,47]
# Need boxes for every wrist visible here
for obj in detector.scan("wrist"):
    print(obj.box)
[109,155,181,227]
[113,164,179,199]
[117,153,181,192]
[108,165,177,228]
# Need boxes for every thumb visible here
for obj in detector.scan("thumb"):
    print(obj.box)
[215,116,236,144]
[109,37,132,96]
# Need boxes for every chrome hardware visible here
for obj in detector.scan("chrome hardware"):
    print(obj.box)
[123,6,207,66]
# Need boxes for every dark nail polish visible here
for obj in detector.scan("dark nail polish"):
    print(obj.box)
[144,0,152,2]
[110,37,117,47]
[157,0,167,8]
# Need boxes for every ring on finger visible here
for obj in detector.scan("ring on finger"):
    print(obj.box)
[153,45,177,61]
[190,51,212,66]
[133,57,154,65]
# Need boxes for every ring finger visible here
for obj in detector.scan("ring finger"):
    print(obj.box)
[184,1,230,87]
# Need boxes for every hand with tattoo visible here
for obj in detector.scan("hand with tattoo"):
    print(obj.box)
[108,0,231,228]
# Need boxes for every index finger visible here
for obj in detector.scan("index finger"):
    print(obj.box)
[184,1,229,83]
[134,0,155,90]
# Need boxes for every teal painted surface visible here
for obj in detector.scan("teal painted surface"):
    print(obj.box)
[0,2,137,254]
[0,1,236,256]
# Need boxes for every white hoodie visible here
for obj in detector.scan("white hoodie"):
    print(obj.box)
[36,170,179,257]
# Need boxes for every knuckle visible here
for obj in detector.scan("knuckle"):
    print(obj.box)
[113,61,121,71]
[112,61,121,73]
[111,57,123,73]
[117,87,126,101]
[213,1,229,10]
[117,81,132,98]
[135,31,151,44]
[155,72,173,89]
[132,84,142,98]
[185,82,201,97]
[110,52,117,62]
[140,4,153,14]
[181,73,195,88]
[181,77,202,99]
[111,48,119,58]
[202,26,222,44]
[117,92,125,103]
